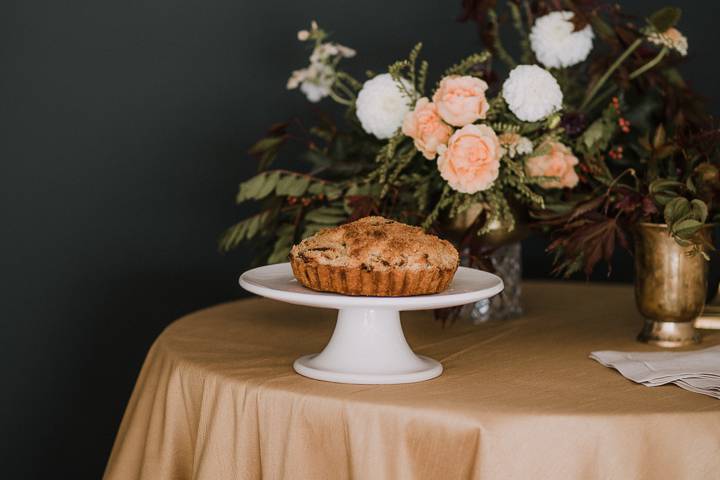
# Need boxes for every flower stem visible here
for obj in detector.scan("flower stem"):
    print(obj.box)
[333,78,357,102]
[629,47,668,79]
[606,168,638,196]
[328,88,353,106]
[580,38,642,111]
[488,9,516,69]
[584,85,617,113]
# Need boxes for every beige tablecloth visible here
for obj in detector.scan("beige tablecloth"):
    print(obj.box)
[104,282,720,480]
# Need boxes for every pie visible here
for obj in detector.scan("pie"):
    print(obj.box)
[289,216,459,296]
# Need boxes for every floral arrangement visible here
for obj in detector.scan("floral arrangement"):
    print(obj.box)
[222,2,718,277]
[486,2,719,276]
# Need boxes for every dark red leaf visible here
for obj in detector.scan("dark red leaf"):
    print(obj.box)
[346,195,379,221]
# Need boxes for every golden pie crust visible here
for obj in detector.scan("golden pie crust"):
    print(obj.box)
[289,216,459,296]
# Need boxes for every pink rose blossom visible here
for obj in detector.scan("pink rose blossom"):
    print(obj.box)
[402,98,453,160]
[432,75,490,127]
[437,124,501,194]
[525,141,579,189]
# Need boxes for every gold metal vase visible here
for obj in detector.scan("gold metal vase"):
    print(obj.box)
[634,223,709,347]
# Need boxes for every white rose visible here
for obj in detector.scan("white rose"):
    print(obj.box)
[530,11,594,69]
[502,65,563,122]
[356,73,413,139]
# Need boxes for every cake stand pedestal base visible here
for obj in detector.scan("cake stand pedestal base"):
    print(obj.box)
[293,308,442,384]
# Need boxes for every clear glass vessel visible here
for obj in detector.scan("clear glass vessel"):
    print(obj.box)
[457,242,523,324]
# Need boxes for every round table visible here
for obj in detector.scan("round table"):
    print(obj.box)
[104,282,720,480]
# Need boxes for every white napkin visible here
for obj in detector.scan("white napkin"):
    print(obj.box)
[590,345,720,399]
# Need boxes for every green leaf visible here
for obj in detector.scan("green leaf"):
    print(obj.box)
[276,174,311,196]
[580,118,614,152]
[648,7,682,32]
[294,178,342,200]
[672,218,704,238]
[590,16,615,40]
[267,231,293,264]
[256,171,280,199]
[237,171,278,203]
[267,245,291,264]
[304,207,346,224]
[655,144,677,160]
[649,179,683,194]
[663,197,690,224]
[652,124,666,149]
[237,174,265,203]
[246,214,261,239]
[248,136,285,156]
[257,149,278,172]
[529,142,553,158]
[690,199,708,223]
[322,184,343,200]
[218,209,276,251]
[250,135,287,171]
[307,182,325,195]
[653,193,677,206]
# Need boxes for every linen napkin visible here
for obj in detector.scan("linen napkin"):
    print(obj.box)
[590,345,720,399]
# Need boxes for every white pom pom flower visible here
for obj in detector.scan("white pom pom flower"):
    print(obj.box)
[530,11,594,68]
[356,73,413,139]
[502,65,563,122]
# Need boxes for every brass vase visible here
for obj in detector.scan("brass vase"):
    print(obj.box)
[634,223,709,347]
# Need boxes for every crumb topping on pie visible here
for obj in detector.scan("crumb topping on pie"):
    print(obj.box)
[290,216,459,271]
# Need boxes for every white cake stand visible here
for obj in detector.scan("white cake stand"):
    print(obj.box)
[239,263,503,385]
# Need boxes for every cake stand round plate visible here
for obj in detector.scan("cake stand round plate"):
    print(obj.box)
[240,263,503,385]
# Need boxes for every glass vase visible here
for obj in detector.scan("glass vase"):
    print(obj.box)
[457,241,523,324]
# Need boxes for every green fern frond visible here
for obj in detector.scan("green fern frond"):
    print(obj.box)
[236,170,342,204]
[219,208,277,252]
[417,60,429,96]
[441,51,491,78]
[388,43,424,103]
[422,184,453,229]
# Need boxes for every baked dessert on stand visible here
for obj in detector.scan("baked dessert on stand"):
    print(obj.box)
[289,216,459,296]
[240,217,503,384]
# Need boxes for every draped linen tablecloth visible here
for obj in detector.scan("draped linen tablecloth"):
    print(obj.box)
[104,282,720,480]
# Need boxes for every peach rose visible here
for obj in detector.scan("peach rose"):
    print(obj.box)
[432,75,489,127]
[437,124,501,194]
[524,141,579,189]
[402,98,453,160]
